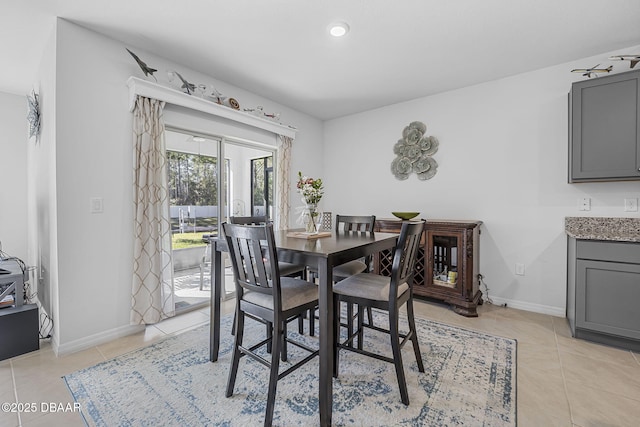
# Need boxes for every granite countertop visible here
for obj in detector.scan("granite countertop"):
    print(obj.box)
[565,217,640,242]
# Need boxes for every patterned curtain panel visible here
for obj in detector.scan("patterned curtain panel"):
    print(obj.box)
[131,96,175,324]
[276,135,293,231]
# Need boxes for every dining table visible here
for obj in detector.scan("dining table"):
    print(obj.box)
[208,228,399,426]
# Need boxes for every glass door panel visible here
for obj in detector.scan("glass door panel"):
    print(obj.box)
[165,130,277,311]
[166,130,224,311]
[225,143,275,222]
[431,234,459,289]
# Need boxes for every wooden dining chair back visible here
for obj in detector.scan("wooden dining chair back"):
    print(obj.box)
[229,216,306,278]
[335,214,376,233]
[334,214,376,276]
[223,222,319,427]
[332,220,426,406]
[199,216,272,291]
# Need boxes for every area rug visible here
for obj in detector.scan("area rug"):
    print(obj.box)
[64,312,516,426]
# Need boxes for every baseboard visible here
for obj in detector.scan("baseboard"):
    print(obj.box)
[53,323,146,356]
[488,296,565,317]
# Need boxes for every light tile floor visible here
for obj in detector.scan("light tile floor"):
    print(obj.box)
[1,299,639,426]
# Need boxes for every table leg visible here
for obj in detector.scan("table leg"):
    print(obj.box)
[317,258,333,427]
[209,243,223,362]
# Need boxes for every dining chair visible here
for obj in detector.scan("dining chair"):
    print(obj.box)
[223,222,319,427]
[332,220,426,406]
[302,215,376,341]
[229,216,307,358]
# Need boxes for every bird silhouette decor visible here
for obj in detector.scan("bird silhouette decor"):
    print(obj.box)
[570,64,613,78]
[609,55,640,69]
[171,71,196,95]
[126,48,157,82]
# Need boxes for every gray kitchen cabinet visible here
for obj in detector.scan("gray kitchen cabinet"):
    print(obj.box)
[567,237,640,351]
[569,69,640,182]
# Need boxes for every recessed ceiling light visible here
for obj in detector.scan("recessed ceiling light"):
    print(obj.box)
[329,22,350,37]
[192,136,205,142]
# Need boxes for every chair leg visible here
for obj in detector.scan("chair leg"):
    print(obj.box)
[406,299,425,372]
[389,310,410,405]
[346,302,354,348]
[333,295,340,378]
[231,310,237,336]
[309,308,315,336]
[281,322,288,362]
[357,305,365,350]
[264,319,282,427]
[266,321,273,353]
[366,307,374,327]
[225,310,244,398]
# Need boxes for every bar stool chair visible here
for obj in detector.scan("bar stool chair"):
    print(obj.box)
[223,222,319,427]
[229,216,307,359]
[332,220,426,405]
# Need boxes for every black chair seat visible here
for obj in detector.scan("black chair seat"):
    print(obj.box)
[333,273,409,301]
[332,260,367,279]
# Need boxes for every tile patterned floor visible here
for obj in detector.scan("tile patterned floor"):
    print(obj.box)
[1,299,639,426]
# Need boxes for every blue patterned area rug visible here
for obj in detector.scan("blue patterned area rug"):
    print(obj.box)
[64,312,516,426]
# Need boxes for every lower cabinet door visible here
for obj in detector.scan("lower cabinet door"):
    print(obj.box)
[576,259,640,340]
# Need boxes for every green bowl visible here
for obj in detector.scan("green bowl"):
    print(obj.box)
[392,211,420,220]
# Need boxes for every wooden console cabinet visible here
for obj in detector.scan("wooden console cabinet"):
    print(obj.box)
[374,218,482,316]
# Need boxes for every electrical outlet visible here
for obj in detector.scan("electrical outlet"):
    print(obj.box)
[515,263,525,276]
[578,197,591,211]
[624,198,638,212]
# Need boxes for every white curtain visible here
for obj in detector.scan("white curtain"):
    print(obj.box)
[131,96,175,324]
[276,134,293,230]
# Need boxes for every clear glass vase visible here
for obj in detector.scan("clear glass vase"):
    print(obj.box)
[303,203,319,234]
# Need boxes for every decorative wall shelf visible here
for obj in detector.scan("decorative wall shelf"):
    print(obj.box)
[127,77,297,138]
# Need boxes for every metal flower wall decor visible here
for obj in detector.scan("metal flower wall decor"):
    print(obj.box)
[391,121,439,180]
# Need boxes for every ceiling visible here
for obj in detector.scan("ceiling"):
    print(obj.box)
[2,0,640,120]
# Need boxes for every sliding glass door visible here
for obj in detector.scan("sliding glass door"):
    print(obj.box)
[165,129,276,312]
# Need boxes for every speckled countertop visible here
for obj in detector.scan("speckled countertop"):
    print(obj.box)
[565,217,640,242]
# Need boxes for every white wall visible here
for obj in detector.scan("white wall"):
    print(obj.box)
[23,17,640,351]
[0,92,28,261]
[34,19,323,354]
[323,44,640,316]
[28,25,58,331]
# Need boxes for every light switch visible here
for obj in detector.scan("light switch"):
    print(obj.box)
[624,198,638,212]
[90,197,104,213]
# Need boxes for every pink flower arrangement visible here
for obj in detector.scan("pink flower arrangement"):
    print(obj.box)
[296,171,324,205]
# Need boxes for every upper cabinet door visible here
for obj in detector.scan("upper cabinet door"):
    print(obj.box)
[569,69,640,182]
